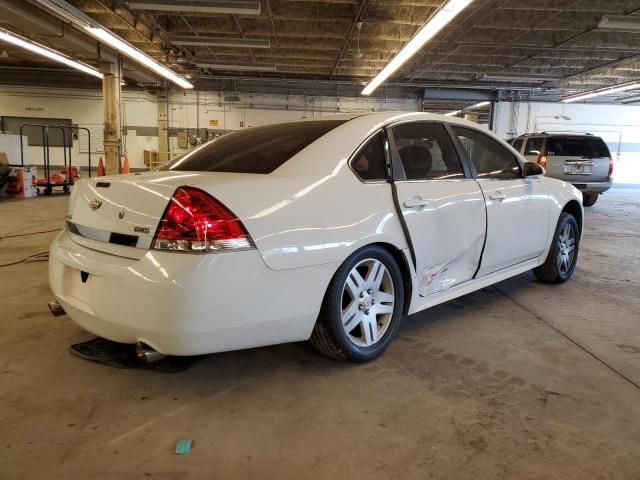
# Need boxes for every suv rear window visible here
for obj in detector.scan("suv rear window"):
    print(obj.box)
[547,136,610,158]
[162,120,346,174]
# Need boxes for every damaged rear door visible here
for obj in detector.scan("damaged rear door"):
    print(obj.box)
[388,121,486,298]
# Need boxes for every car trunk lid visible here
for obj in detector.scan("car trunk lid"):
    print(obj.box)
[66,175,178,257]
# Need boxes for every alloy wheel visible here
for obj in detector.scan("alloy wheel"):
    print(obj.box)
[340,258,395,347]
[557,223,576,275]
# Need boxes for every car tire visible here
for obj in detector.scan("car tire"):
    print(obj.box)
[533,212,580,284]
[582,193,598,207]
[310,245,405,362]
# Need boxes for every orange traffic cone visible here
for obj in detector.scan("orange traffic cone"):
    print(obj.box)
[122,153,130,174]
[97,157,105,176]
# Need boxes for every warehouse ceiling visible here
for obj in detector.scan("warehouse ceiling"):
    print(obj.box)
[0,0,639,104]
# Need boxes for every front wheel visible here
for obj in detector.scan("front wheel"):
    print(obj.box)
[533,212,579,283]
[310,246,405,362]
[582,193,598,207]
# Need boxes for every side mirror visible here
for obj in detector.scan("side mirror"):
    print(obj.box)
[523,162,545,177]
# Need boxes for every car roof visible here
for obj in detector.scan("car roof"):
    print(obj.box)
[284,111,493,132]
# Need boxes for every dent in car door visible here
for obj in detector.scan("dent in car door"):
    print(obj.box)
[389,122,486,297]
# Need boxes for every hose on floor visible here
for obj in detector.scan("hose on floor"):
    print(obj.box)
[0,252,49,269]
[0,228,60,241]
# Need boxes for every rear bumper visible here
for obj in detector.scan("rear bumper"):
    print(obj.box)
[570,180,612,194]
[49,230,337,356]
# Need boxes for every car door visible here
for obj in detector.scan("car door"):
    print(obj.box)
[388,121,486,298]
[451,126,551,276]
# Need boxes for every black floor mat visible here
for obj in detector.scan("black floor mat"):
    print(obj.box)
[69,337,206,372]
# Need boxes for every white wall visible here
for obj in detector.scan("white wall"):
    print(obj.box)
[494,101,640,184]
[4,85,636,183]
[0,84,420,170]
[0,85,158,171]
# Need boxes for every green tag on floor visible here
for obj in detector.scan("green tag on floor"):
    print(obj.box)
[175,439,193,455]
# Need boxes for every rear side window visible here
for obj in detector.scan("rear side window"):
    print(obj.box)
[351,132,388,181]
[524,137,544,155]
[511,138,523,152]
[162,120,346,174]
[547,136,610,158]
[391,122,464,180]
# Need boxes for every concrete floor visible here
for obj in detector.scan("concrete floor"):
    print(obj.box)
[1,188,639,479]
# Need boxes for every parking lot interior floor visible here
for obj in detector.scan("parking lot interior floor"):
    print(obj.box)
[1,188,639,480]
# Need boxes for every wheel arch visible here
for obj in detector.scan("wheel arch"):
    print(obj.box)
[561,199,583,236]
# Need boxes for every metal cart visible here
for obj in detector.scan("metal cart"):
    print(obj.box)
[19,123,92,195]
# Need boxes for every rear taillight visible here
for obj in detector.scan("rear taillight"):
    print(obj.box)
[537,154,547,168]
[153,186,252,253]
[608,156,614,177]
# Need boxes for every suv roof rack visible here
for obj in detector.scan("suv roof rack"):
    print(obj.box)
[539,131,593,136]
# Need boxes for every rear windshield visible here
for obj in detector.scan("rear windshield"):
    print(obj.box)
[547,136,610,158]
[162,120,346,174]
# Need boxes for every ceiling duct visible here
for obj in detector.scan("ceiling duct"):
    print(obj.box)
[127,0,261,15]
[172,36,270,49]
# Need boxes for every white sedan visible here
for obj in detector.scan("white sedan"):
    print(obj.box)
[49,112,582,362]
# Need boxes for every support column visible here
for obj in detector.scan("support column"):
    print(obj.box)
[101,61,122,175]
[157,93,169,164]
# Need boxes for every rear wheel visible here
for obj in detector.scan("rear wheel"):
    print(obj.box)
[310,246,404,362]
[582,193,598,207]
[533,212,579,283]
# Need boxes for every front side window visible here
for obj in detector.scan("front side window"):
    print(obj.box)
[391,122,464,180]
[162,120,346,174]
[350,132,388,181]
[453,126,521,179]
[524,137,544,155]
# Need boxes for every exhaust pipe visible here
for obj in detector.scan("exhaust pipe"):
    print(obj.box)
[48,300,65,317]
[135,342,166,363]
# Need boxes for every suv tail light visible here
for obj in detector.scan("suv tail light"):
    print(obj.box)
[608,156,614,177]
[153,186,253,253]
[537,154,547,168]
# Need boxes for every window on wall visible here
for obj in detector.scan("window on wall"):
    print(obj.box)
[350,132,388,181]
[453,126,521,179]
[391,122,464,180]
[0,117,73,147]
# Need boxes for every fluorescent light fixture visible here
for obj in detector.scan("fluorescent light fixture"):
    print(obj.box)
[444,101,490,116]
[481,72,562,82]
[0,28,103,80]
[561,80,640,103]
[85,26,193,89]
[598,15,640,30]
[127,0,261,14]
[172,35,270,49]
[361,0,474,95]
[197,62,276,72]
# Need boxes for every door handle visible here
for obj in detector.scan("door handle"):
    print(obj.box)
[403,196,430,208]
[489,191,506,201]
